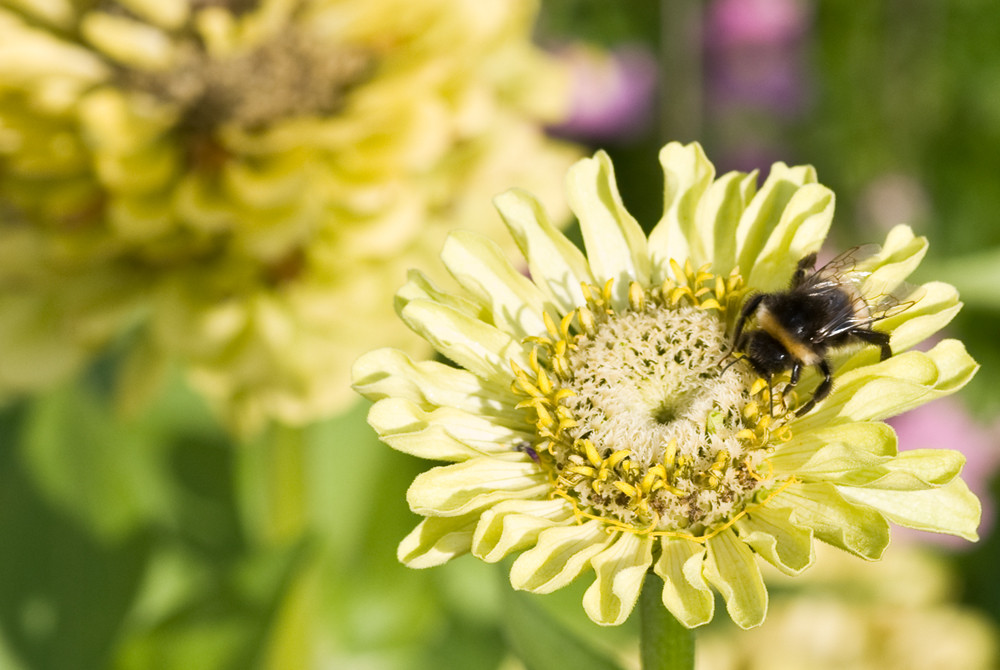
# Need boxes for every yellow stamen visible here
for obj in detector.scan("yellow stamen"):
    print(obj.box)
[629,281,645,311]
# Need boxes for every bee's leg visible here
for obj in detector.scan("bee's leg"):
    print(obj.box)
[766,374,775,418]
[852,328,892,361]
[791,252,818,288]
[782,361,803,411]
[795,359,832,417]
[732,293,764,350]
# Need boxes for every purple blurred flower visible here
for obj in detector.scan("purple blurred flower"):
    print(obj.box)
[549,43,658,144]
[709,0,809,49]
[889,397,1000,548]
[706,0,812,115]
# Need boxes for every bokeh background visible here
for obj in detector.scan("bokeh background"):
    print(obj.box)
[1,1,998,668]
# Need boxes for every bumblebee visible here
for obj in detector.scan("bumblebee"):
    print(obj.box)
[730,246,907,416]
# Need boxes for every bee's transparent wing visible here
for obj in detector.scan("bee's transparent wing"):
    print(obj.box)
[802,245,916,341]
[797,244,881,293]
[809,280,918,342]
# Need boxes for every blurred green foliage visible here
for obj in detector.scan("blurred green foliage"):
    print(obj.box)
[2,1,1000,668]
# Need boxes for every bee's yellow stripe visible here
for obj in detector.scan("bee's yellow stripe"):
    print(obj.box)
[757,307,821,366]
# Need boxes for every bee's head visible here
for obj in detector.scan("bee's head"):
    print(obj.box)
[746,331,792,375]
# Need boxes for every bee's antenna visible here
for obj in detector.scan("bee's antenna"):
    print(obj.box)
[717,351,744,374]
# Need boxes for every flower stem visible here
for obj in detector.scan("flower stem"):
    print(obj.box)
[639,573,694,670]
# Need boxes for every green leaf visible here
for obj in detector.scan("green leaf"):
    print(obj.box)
[20,381,172,539]
[502,588,624,670]
[0,405,151,670]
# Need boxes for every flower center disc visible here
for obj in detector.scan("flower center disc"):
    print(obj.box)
[514,271,788,538]
[561,305,767,533]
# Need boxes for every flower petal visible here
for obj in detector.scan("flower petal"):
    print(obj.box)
[771,481,889,559]
[838,478,981,541]
[857,448,966,490]
[367,397,533,461]
[399,299,530,385]
[472,499,575,563]
[583,533,654,625]
[834,280,962,376]
[776,443,965,491]
[653,537,714,628]
[736,505,814,575]
[396,269,489,322]
[398,515,478,568]
[441,230,551,340]
[771,421,897,474]
[699,170,760,274]
[407,458,548,516]
[745,183,834,291]
[703,528,768,629]
[734,162,818,286]
[885,281,961,353]
[861,224,927,294]
[648,142,715,277]
[494,188,594,314]
[796,339,978,428]
[352,347,520,415]
[509,521,615,593]
[565,151,649,308]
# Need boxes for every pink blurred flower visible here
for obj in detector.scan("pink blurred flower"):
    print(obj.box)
[706,0,812,115]
[709,0,809,49]
[549,44,657,144]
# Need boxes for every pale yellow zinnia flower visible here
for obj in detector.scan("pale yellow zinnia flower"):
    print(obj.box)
[353,142,981,628]
[0,0,578,431]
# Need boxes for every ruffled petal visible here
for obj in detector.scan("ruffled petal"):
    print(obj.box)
[703,528,768,629]
[775,442,965,490]
[698,170,760,274]
[472,499,575,562]
[407,458,548,516]
[834,279,962,378]
[396,269,489,322]
[441,230,551,340]
[583,533,654,625]
[771,481,889,559]
[885,281,962,353]
[648,142,715,277]
[352,348,520,420]
[653,537,714,628]
[398,515,478,568]
[509,521,615,593]
[796,339,978,429]
[494,188,595,314]
[399,299,530,385]
[735,505,814,575]
[861,224,927,294]
[734,162,818,286]
[565,151,649,308]
[745,183,834,291]
[770,421,897,473]
[838,478,981,541]
[367,398,534,461]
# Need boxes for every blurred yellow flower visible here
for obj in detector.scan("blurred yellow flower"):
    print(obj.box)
[0,0,578,431]
[696,544,999,670]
